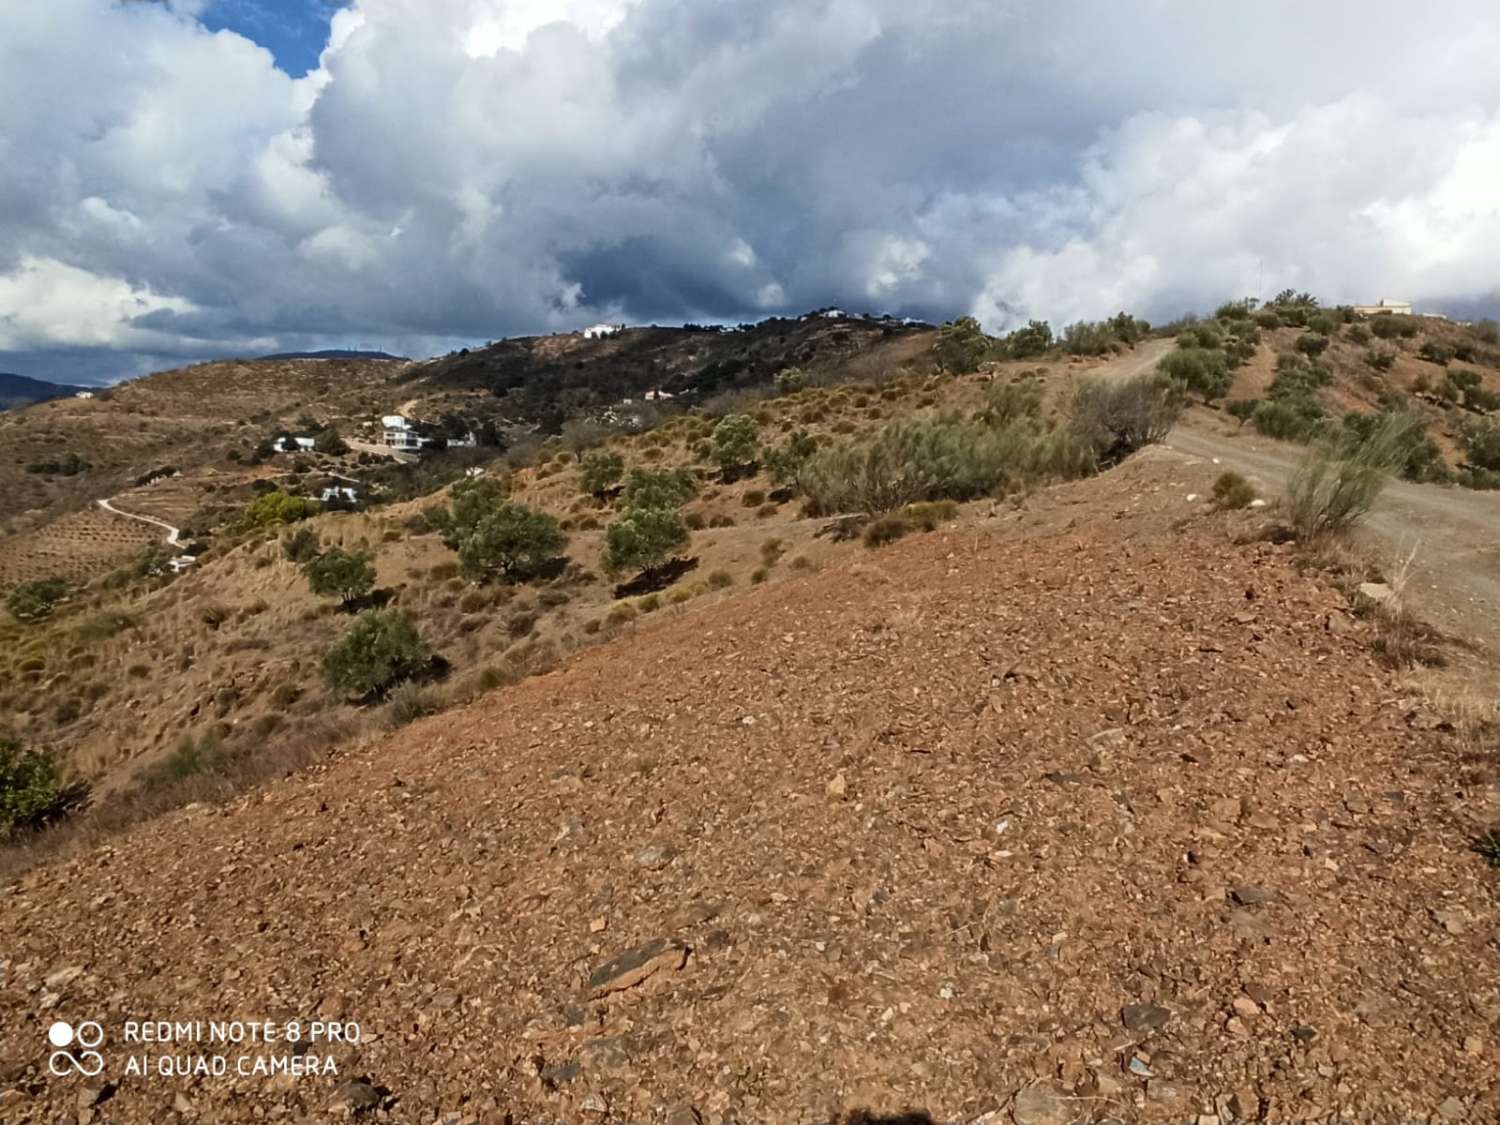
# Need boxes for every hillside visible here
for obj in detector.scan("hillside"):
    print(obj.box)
[2,458,1496,1122]
[0,372,88,411]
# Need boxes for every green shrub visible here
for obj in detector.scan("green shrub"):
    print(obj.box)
[765,430,818,486]
[934,316,990,373]
[322,610,429,699]
[579,451,625,497]
[302,547,376,605]
[0,741,68,833]
[458,503,567,583]
[1158,347,1232,401]
[603,507,690,574]
[1066,375,1182,467]
[6,577,70,623]
[1341,410,1448,483]
[1368,350,1395,372]
[1212,471,1256,510]
[741,489,766,508]
[1419,341,1455,365]
[710,414,759,472]
[241,491,318,530]
[1061,320,1117,356]
[313,427,348,455]
[707,570,734,589]
[622,467,697,510]
[1002,320,1053,359]
[1462,418,1500,471]
[1369,314,1418,340]
[1285,414,1410,541]
[151,730,226,784]
[978,379,1045,426]
[1295,333,1330,358]
[1252,398,1325,442]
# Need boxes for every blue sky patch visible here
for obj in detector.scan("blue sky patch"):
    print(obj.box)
[198,0,341,77]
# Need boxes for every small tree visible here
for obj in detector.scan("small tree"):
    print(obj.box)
[313,427,348,455]
[0,741,67,833]
[322,610,429,700]
[302,547,376,606]
[6,577,70,623]
[457,503,566,582]
[604,507,690,574]
[429,476,510,548]
[579,451,625,498]
[241,491,319,530]
[1003,319,1053,359]
[710,414,758,474]
[622,467,697,510]
[934,316,989,374]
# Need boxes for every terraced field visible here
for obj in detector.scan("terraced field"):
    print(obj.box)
[0,506,159,586]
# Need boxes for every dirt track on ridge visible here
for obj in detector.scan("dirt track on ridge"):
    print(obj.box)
[2,457,1497,1124]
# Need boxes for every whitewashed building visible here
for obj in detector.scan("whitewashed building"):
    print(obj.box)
[1353,299,1414,317]
[583,323,625,339]
[382,415,425,451]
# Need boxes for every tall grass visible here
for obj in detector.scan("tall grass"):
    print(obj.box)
[1285,411,1414,541]
[797,374,1177,516]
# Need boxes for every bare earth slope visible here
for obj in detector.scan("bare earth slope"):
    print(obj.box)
[2,466,1497,1124]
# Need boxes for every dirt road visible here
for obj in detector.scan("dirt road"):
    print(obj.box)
[95,496,181,547]
[1085,341,1500,649]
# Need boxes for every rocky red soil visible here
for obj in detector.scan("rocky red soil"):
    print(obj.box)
[2,464,1498,1124]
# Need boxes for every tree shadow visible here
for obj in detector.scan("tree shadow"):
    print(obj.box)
[839,1112,935,1125]
[611,556,699,599]
[344,588,396,614]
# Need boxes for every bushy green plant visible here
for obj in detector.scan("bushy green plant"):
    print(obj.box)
[579,451,625,497]
[1158,347,1232,401]
[622,467,697,510]
[6,577,70,623]
[1419,341,1455,365]
[1061,320,1116,356]
[313,427,348,454]
[1369,314,1418,340]
[1003,319,1053,359]
[322,610,429,699]
[241,491,319,529]
[603,507,690,574]
[1340,409,1448,483]
[710,414,759,472]
[1066,375,1182,466]
[978,378,1045,426]
[429,476,510,548]
[0,741,67,832]
[457,503,567,582]
[301,546,376,605]
[1368,350,1396,372]
[1295,333,1330,358]
[765,430,819,485]
[934,316,990,373]
[773,366,808,394]
[1285,414,1410,541]
[1462,418,1500,471]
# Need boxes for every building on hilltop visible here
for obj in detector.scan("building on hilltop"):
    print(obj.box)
[1353,299,1414,317]
[582,323,625,339]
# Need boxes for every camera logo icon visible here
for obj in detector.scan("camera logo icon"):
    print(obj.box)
[47,1021,105,1077]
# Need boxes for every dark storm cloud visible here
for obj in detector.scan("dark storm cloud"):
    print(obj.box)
[2,0,1499,382]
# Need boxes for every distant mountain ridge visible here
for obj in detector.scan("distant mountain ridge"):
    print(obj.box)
[0,372,90,411]
[256,349,406,361]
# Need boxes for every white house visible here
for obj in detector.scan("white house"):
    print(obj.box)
[381,415,425,451]
[1353,299,1414,317]
[643,389,675,401]
[169,555,197,574]
[74,390,94,400]
[320,485,359,504]
[583,323,625,339]
[448,430,479,448]
[274,436,316,453]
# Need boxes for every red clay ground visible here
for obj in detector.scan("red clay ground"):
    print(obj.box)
[1,458,1497,1124]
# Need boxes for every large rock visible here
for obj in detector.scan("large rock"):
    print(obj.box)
[587,938,689,999]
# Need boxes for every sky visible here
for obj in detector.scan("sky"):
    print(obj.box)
[3,2,1500,385]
